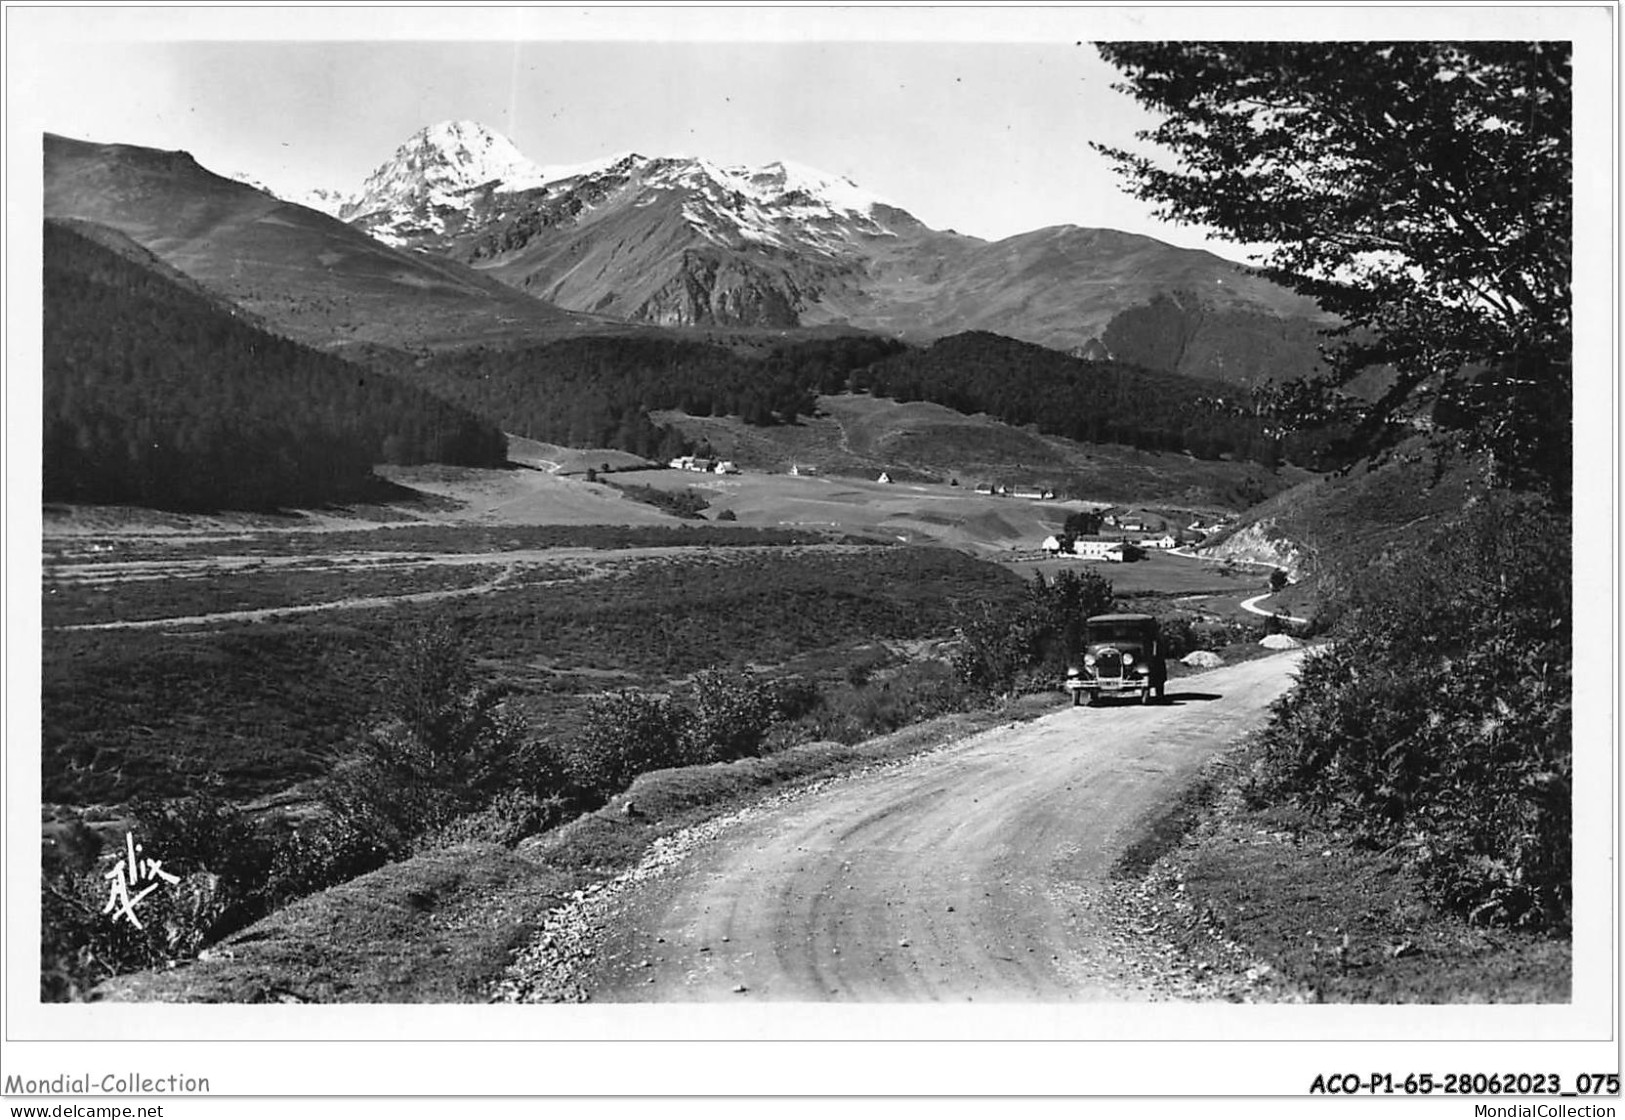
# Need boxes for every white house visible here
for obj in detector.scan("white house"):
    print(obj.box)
[877,472,893,484]
[1073,539,1127,562]
[1040,535,1065,553]
[1142,534,1178,550]
[713,460,739,475]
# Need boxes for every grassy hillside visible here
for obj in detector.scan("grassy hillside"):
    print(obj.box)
[43,133,619,349]
[656,393,1314,511]
[1200,441,1489,608]
[819,222,1336,378]
[1101,288,1334,386]
[852,331,1363,470]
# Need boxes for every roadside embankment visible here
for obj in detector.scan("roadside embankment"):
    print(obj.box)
[1105,738,1572,1003]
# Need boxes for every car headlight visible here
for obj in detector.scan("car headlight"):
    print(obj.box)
[1083,654,1096,667]
[1122,652,1135,665]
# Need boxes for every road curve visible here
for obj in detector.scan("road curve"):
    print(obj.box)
[1239,592,1310,625]
[566,651,1305,1003]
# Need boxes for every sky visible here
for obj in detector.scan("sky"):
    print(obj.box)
[13,10,1209,245]
[14,4,1597,259]
[32,37,1173,244]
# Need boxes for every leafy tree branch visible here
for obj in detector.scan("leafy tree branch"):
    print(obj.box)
[1093,42,1570,492]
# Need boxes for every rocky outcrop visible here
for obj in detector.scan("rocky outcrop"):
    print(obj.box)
[1198,519,1308,578]
[636,253,803,328]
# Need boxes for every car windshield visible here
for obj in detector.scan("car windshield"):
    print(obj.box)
[1087,622,1152,644]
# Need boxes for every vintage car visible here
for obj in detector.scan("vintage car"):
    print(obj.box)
[1065,613,1168,705]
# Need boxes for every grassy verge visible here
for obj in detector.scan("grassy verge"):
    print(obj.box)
[90,697,1060,1003]
[88,844,564,1004]
[1107,738,1572,1003]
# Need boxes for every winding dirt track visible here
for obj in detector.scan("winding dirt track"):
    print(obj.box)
[577,651,1305,1002]
[50,544,881,632]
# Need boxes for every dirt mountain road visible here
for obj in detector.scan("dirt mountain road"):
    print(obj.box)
[550,651,1305,1003]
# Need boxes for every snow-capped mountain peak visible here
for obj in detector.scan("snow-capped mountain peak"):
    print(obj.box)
[622,154,899,252]
[412,120,537,182]
[515,150,645,190]
[337,119,909,255]
[341,120,546,220]
[744,158,895,213]
[638,155,892,218]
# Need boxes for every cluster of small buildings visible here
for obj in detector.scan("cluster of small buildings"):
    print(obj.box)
[668,456,739,475]
[973,483,1056,500]
[1059,538,1134,562]
[1040,506,1195,562]
[1035,508,1242,562]
[1040,534,1177,562]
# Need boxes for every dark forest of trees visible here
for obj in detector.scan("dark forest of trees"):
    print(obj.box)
[852,331,1357,468]
[43,221,508,511]
[375,328,1362,472]
[377,334,909,461]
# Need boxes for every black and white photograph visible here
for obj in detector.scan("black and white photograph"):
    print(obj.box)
[3,2,1617,1109]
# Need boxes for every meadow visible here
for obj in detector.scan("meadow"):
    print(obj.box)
[653,392,1314,510]
[41,536,1027,807]
[43,562,509,627]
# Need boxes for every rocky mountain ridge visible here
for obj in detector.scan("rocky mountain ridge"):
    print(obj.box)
[52,124,1337,383]
[311,121,1337,377]
[331,121,899,249]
